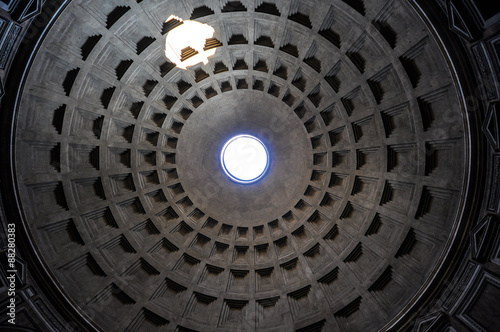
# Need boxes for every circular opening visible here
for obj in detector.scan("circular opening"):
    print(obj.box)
[221,135,270,184]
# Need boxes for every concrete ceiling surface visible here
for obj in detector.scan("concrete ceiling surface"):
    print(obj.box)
[9,0,474,331]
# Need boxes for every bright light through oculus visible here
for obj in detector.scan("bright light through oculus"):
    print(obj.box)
[221,135,270,184]
[164,15,216,70]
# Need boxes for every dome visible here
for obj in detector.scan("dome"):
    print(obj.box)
[0,1,499,331]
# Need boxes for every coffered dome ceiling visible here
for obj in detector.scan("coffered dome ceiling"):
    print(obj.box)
[12,0,471,331]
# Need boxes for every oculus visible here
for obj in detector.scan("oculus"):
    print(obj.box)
[220,135,270,184]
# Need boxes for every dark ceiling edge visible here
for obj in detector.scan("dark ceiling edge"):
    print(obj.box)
[382,0,488,331]
[0,1,102,331]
